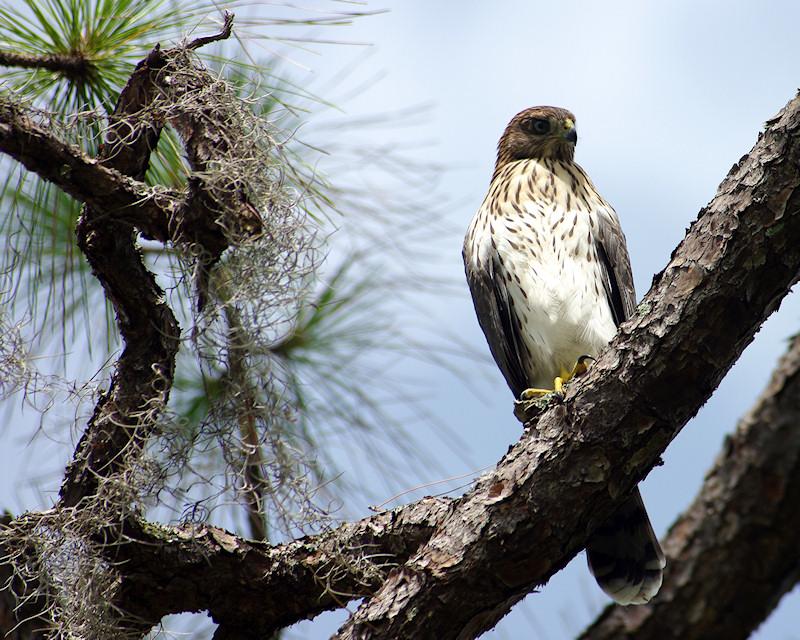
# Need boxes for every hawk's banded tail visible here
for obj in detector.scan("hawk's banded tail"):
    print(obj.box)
[586,488,665,605]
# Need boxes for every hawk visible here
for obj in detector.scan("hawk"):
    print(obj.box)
[463,106,665,605]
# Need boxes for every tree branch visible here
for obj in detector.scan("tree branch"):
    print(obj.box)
[0,97,179,241]
[0,49,90,75]
[60,147,180,508]
[0,14,259,257]
[187,11,234,51]
[58,19,248,505]
[330,92,800,638]
[53,15,262,509]
[55,39,189,511]
[579,333,800,640]
[106,498,452,637]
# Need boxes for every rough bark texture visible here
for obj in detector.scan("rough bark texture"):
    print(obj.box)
[0,97,180,242]
[330,93,800,639]
[58,16,260,507]
[105,498,452,638]
[579,334,800,640]
[59,50,181,506]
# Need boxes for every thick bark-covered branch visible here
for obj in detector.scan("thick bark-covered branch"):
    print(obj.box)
[331,93,800,639]
[59,20,249,506]
[60,160,180,506]
[0,497,451,638]
[579,334,800,640]
[105,498,451,638]
[0,97,180,241]
[60,217,179,507]
[56,36,192,509]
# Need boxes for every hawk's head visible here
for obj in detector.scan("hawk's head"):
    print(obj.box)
[495,106,577,169]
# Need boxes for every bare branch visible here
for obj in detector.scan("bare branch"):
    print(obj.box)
[187,12,234,50]
[107,498,453,636]
[55,16,264,508]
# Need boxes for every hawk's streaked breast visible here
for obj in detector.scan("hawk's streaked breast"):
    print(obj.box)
[464,157,619,389]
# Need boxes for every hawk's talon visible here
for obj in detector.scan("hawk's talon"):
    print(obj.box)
[519,354,595,401]
[519,387,554,400]
[515,355,596,423]
[558,355,595,386]
[573,354,595,377]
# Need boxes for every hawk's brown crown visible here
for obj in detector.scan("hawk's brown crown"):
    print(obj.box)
[495,106,577,172]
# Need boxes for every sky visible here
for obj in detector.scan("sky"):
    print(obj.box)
[3,1,800,639]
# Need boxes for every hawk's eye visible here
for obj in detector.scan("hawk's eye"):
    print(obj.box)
[522,118,551,135]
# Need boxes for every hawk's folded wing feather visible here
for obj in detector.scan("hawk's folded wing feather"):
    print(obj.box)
[464,253,530,398]
[595,214,636,326]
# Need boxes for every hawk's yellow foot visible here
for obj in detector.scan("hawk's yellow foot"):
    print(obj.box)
[519,355,595,399]
[519,387,556,400]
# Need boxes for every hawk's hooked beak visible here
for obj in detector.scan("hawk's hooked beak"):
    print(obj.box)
[563,120,578,144]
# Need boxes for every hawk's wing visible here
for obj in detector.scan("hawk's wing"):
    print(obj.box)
[464,252,529,398]
[594,212,636,326]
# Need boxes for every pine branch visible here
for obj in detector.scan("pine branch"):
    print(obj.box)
[110,498,452,636]
[0,49,90,74]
